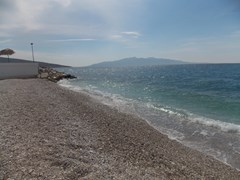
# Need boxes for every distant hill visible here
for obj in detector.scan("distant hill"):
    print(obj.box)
[0,57,70,68]
[90,57,188,67]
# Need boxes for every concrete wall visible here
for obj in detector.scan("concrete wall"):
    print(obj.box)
[0,63,39,79]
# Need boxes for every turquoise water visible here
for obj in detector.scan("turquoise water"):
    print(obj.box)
[58,64,240,169]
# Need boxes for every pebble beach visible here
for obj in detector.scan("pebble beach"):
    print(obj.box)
[0,79,240,179]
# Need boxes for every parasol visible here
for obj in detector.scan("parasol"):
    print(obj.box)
[0,48,15,62]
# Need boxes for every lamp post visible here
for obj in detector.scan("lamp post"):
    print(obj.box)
[30,42,35,62]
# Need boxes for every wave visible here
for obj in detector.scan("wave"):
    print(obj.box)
[58,79,240,169]
[59,79,240,135]
[189,114,240,134]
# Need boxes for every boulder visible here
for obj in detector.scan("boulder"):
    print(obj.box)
[38,67,76,82]
[40,72,49,78]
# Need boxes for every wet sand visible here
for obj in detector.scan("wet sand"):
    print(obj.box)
[0,79,239,179]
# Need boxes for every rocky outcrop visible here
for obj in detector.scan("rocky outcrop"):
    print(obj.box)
[38,67,76,82]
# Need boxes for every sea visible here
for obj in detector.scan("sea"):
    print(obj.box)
[57,64,240,170]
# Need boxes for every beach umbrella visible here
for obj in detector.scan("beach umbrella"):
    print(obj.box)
[0,48,15,62]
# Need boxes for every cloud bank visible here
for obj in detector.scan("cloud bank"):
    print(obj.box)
[0,0,143,38]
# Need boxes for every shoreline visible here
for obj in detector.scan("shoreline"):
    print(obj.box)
[0,79,239,179]
[59,78,240,170]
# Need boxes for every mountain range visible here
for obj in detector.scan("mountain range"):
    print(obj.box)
[0,57,188,68]
[90,57,188,67]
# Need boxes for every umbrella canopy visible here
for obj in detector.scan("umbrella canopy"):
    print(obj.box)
[0,48,15,62]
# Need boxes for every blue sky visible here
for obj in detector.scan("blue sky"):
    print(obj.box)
[0,0,239,66]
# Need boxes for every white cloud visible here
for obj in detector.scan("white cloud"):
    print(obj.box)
[0,0,142,33]
[109,31,143,49]
[3,0,146,41]
[0,0,65,33]
[46,38,96,42]
[110,31,142,41]
[121,31,141,38]
[13,1,50,31]
[110,35,123,40]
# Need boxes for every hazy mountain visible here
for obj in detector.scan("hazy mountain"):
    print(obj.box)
[90,57,188,67]
[0,57,70,68]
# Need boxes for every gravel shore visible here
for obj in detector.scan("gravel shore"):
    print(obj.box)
[0,79,239,179]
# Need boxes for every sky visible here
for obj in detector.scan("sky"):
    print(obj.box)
[0,0,240,66]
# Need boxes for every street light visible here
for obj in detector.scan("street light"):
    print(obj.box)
[30,42,35,62]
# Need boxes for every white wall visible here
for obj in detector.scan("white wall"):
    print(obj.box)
[0,63,39,79]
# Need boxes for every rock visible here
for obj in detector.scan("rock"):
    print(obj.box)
[40,72,49,78]
[63,74,77,79]
[38,67,76,82]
